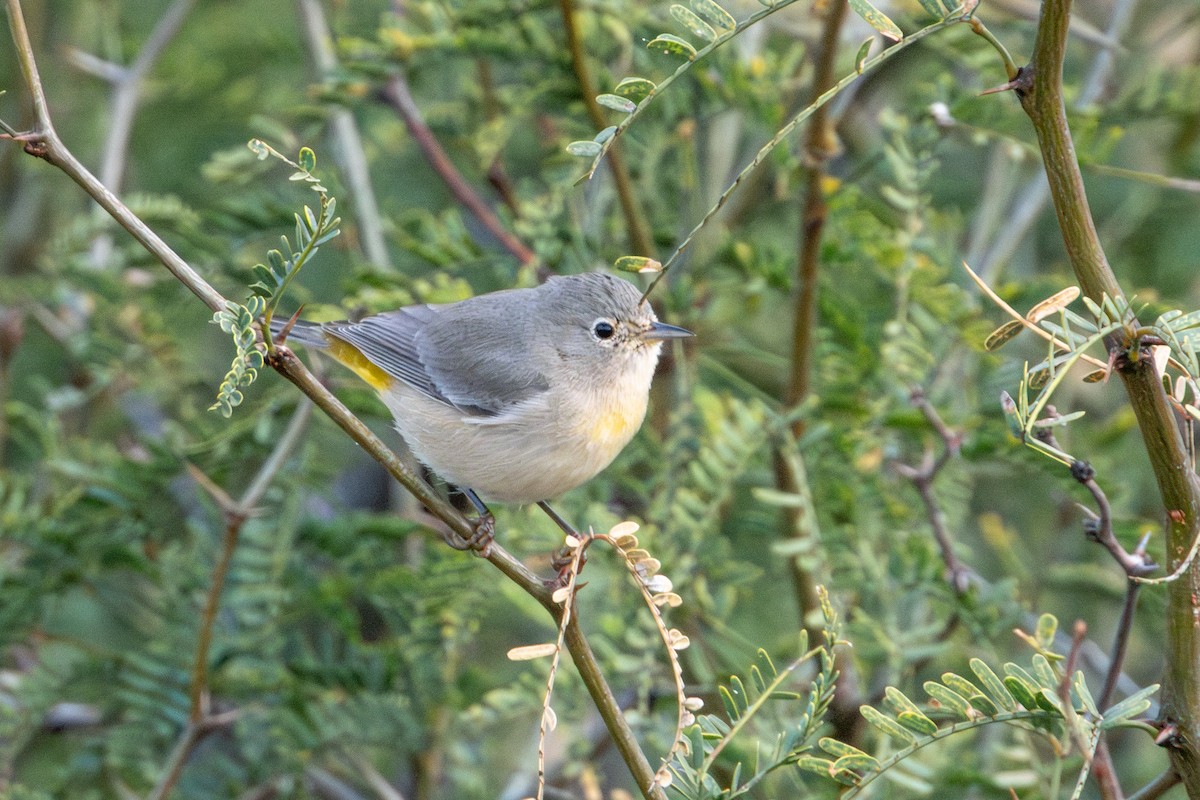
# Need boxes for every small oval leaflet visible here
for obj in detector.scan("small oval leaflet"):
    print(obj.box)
[847,0,903,41]
[1027,286,1081,323]
[614,77,657,102]
[594,125,617,145]
[896,710,938,736]
[298,147,316,173]
[566,140,603,158]
[854,36,874,74]
[984,319,1024,351]
[596,93,636,114]
[1083,369,1108,383]
[614,255,663,273]
[670,4,717,41]
[507,643,559,661]
[609,520,640,539]
[647,33,698,60]
[832,751,881,773]
[689,0,736,31]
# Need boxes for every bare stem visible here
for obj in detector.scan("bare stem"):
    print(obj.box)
[892,389,972,594]
[380,74,538,267]
[1070,465,1157,577]
[144,710,240,800]
[1127,769,1181,800]
[1098,582,1140,711]
[1017,0,1200,787]
[557,0,654,258]
[296,0,392,270]
[562,615,667,800]
[785,0,846,433]
[4,2,655,792]
[5,0,226,311]
[91,0,196,194]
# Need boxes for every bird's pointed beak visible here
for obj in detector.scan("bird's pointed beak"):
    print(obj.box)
[642,321,694,341]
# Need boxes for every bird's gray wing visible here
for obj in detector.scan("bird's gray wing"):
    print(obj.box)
[322,305,451,406]
[324,297,552,419]
[415,295,551,418]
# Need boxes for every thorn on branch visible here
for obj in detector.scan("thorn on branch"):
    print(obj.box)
[0,129,51,159]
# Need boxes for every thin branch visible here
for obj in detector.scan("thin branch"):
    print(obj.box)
[146,402,316,800]
[145,710,240,800]
[1068,461,1157,577]
[67,0,196,267]
[295,0,393,270]
[4,0,226,311]
[4,4,660,795]
[1017,0,1200,789]
[379,74,538,267]
[785,0,846,432]
[562,615,667,800]
[557,0,654,258]
[971,0,1138,280]
[892,388,972,594]
[1099,581,1141,710]
[94,0,196,193]
[1127,769,1182,800]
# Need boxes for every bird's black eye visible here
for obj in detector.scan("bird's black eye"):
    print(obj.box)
[593,320,615,340]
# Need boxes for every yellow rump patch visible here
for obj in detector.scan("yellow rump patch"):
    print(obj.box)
[325,338,393,392]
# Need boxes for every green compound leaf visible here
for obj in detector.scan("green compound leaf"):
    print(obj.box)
[916,0,944,17]
[1002,675,1040,711]
[1101,684,1159,728]
[832,751,880,773]
[896,710,937,736]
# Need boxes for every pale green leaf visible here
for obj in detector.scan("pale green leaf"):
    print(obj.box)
[689,0,737,31]
[670,4,717,40]
[647,33,698,59]
[847,0,903,41]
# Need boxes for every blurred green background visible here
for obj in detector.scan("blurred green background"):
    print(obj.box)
[1,0,1198,796]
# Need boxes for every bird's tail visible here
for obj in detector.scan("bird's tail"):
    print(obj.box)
[269,317,329,348]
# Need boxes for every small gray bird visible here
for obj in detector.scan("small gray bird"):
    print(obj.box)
[279,272,692,506]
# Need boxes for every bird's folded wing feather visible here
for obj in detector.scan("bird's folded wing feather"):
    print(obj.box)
[324,303,551,420]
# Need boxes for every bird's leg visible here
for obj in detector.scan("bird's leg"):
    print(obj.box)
[458,488,495,557]
[538,500,589,585]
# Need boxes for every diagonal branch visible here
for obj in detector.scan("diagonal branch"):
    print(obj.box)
[380,74,538,268]
[296,0,393,271]
[557,0,654,258]
[3,2,662,795]
[1016,0,1200,791]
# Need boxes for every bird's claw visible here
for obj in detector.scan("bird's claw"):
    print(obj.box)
[467,513,495,558]
[545,542,588,588]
